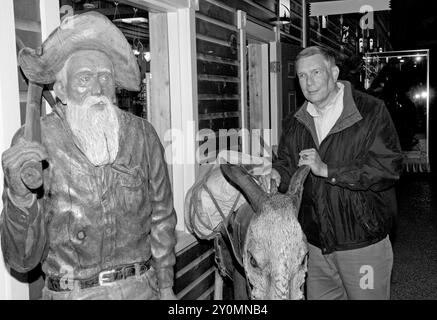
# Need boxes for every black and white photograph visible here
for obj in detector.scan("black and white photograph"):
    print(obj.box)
[0,0,436,307]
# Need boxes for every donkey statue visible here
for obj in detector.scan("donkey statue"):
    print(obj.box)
[218,163,311,300]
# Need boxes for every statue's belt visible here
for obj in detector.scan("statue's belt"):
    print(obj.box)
[45,260,151,292]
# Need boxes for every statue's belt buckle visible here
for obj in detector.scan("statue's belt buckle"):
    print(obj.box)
[98,269,116,286]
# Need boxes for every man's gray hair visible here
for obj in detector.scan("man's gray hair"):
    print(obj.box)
[295,46,337,67]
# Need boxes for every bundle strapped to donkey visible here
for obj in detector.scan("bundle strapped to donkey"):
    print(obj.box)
[184,151,270,241]
[184,151,271,282]
[185,151,311,300]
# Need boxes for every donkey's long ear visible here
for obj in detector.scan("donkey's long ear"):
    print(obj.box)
[220,163,267,214]
[287,165,311,214]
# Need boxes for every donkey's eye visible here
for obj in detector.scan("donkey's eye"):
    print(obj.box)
[249,254,259,268]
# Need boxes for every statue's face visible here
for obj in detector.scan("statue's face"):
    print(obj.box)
[65,50,116,106]
[56,50,120,167]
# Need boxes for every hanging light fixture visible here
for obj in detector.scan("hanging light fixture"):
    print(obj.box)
[269,3,292,26]
[113,6,147,24]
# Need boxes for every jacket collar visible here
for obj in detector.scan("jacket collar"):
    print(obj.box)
[294,80,363,146]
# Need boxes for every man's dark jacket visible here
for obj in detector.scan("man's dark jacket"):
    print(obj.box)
[273,81,403,254]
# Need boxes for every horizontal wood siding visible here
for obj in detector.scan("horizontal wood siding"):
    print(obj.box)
[198,99,239,115]
[199,117,240,131]
[179,269,216,300]
[198,80,239,95]
[196,18,237,42]
[196,0,280,156]
[197,61,239,78]
[198,0,236,25]
[174,240,217,300]
[197,38,238,60]
[196,0,240,159]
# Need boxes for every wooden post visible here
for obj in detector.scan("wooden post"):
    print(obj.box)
[247,43,270,157]
[237,10,249,154]
[167,7,198,231]
[270,40,282,148]
[149,12,173,183]
[302,0,308,47]
[0,0,30,300]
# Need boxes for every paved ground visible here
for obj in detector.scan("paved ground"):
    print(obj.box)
[391,174,437,299]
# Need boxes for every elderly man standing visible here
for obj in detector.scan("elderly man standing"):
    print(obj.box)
[1,12,177,300]
[261,46,403,300]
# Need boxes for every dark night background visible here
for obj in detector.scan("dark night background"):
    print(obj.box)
[390,0,437,173]
[384,0,437,299]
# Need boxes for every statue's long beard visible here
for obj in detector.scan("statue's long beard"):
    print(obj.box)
[65,96,120,166]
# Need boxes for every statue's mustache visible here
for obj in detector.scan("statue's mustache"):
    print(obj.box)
[82,95,112,110]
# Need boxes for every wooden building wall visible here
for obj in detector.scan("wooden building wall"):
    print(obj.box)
[174,236,216,300]
[196,0,279,161]
[195,0,393,143]
[196,0,240,134]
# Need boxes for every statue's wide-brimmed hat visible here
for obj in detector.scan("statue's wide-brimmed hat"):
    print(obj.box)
[18,11,140,91]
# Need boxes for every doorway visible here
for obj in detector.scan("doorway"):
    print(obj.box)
[238,14,276,158]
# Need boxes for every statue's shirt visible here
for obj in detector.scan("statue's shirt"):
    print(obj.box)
[1,107,176,289]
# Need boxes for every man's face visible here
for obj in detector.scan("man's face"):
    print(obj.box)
[65,50,116,106]
[296,54,339,109]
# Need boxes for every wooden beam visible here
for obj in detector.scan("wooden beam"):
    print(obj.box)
[270,40,281,147]
[197,75,239,82]
[197,53,239,66]
[238,10,249,153]
[149,12,172,184]
[205,0,235,12]
[248,43,263,132]
[198,94,240,100]
[176,267,216,299]
[149,13,170,142]
[175,248,215,278]
[0,0,30,300]
[73,7,145,18]
[248,43,270,157]
[246,19,276,42]
[196,34,231,48]
[196,13,238,32]
[167,7,198,231]
[261,43,270,147]
[198,112,240,120]
[120,0,194,12]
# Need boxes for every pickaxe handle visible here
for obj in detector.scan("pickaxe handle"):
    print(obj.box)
[20,81,43,190]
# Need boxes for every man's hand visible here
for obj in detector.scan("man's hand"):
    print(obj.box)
[259,168,281,193]
[160,287,178,300]
[1,141,48,205]
[298,148,328,177]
